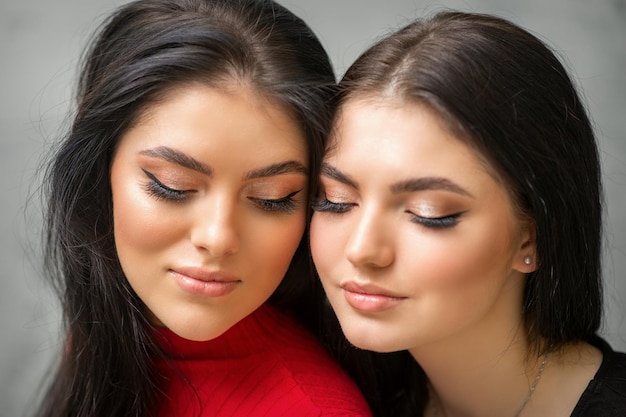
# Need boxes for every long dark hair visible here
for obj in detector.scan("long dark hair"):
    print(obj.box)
[37,1,335,416]
[326,11,603,416]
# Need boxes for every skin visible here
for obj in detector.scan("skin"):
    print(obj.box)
[311,98,602,416]
[311,98,535,354]
[111,83,308,342]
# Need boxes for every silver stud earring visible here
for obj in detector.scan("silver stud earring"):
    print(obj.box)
[524,256,532,265]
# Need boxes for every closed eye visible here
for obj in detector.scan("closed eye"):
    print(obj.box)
[142,169,189,202]
[248,190,302,214]
[312,197,354,214]
[408,211,465,229]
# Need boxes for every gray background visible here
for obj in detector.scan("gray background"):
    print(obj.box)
[1,1,624,416]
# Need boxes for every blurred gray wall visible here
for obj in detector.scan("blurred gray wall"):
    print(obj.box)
[1,1,624,416]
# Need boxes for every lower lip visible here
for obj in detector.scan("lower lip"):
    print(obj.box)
[172,271,239,297]
[343,290,405,312]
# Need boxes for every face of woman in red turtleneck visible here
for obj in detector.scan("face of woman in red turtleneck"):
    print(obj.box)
[110,83,308,341]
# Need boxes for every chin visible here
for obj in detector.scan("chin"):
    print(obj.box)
[339,321,402,353]
[346,335,399,353]
[163,318,235,342]
[178,327,231,342]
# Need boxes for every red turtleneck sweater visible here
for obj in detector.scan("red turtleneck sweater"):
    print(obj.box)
[153,303,372,416]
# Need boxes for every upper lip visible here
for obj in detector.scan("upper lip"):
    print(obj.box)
[341,281,406,298]
[170,267,241,283]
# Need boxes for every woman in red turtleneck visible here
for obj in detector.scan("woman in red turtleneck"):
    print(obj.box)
[155,304,369,416]
[35,1,371,417]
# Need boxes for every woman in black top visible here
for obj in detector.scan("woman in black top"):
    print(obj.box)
[311,11,626,417]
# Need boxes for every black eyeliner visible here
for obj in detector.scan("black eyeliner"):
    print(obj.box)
[248,190,302,214]
[141,169,187,201]
[311,197,353,213]
[409,211,466,229]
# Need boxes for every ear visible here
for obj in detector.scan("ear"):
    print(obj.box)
[512,221,537,273]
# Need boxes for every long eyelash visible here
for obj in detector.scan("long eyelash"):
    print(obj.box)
[311,198,353,213]
[142,169,187,201]
[249,190,301,214]
[409,212,464,229]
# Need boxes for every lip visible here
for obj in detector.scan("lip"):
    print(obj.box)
[170,267,241,297]
[341,281,407,312]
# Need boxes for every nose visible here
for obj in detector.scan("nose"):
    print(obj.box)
[190,196,240,258]
[345,207,394,269]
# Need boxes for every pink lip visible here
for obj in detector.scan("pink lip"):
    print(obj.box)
[341,281,407,312]
[170,267,241,297]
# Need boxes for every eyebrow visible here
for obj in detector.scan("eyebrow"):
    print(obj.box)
[139,146,307,179]
[139,146,211,175]
[320,163,359,189]
[321,162,473,197]
[390,178,473,197]
[244,161,308,179]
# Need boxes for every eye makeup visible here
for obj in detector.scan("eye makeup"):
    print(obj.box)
[142,169,189,202]
[247,190,303,214]
[406,211,465,229]
[312,197,353,214]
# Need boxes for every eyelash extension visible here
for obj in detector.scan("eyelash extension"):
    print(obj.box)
[409,212,464,229]
[249,190,302,214]
[311,197,353,213]
[142,169,187,202]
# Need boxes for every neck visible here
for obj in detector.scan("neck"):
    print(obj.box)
[418,340,603,417]
[408,268,548,417]
[408,279,547,417]
[416,331,546,417]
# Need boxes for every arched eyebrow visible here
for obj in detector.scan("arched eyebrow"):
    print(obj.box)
[244,161,308,179]
[139,146,307,179]
[139,146,211,175]
[321,162,472,197]
[390,178,473,197]
[320,163,358,189]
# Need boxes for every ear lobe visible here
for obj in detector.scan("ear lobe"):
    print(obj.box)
[513,221,537,273]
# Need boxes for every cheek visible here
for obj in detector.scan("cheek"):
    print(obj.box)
[253,213,307,278]
[309,215,336,278]
[410,226,515,296]
[111,174,176,268]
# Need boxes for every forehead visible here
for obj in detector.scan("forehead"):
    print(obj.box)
[335,97,505,174]
[328,100,491,185]
[138,81,298,128]
[116,82,309,165]
[329,98,462,158]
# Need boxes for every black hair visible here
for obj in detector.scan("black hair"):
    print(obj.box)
[325,11,603,416]
[37,1,335,416]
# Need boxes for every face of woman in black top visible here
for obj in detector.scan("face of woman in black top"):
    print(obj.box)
[311,99,536,355]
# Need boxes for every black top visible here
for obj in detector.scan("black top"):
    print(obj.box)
[571,336,626,416]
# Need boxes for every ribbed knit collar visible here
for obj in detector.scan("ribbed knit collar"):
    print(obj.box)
[153,303,279,360]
